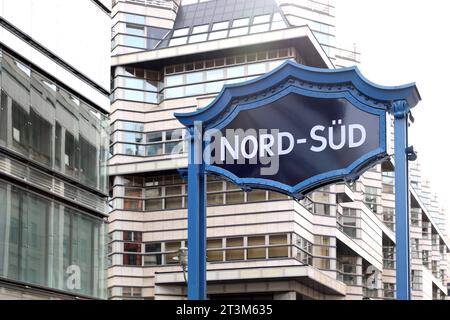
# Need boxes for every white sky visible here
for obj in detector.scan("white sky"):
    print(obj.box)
[335,0,450,232]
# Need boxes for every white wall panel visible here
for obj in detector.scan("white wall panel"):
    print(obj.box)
[0,0,110,91]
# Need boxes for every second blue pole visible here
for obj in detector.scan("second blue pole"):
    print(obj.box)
[187,123,207,300]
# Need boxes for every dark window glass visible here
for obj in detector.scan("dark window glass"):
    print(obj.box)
[80,135,98,188]
[0,90,8,144]
[123,254,141,266]
[11,100,29,156]
[55,122,62,170]
[145,243,162,252]
[124,243,141,253]
[147,132,163,143]
[148,27,170,39]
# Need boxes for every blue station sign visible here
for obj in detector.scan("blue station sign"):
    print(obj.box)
[176,61,419,198]
[203,91,386,197]
[175,60,421,300]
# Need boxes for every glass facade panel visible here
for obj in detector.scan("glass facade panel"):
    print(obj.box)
[247,236,266,259]
[250,24,270,34]
[185,83,204,96]
[192,24,209,34]
[186,71,203,84]
[226,238,244,261]
[208,30,228,40]
[227,66,245,78]
[0,51,108,194]
[189,34,208,43]
[206,69,224,81]
[123,35,146,48]
[232,18,249,28]
[0,181,106,298]
[212,21,229,31]
[229,27,248,37]
[269,234,289,258]
[248,63,266,75]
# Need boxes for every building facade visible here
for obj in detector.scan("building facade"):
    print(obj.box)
[0,0,111,299]
[108,0,449,300]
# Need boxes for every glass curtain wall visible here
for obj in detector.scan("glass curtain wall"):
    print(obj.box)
[0,180,107,298]
[0,50,109,194]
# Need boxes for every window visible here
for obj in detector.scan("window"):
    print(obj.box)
[206,69,224,81]
[269,60,284,71]
[338,208,359,238]
[271,20,287,31]
[123,254,141,266]
[383,207,395,231]
[229,27,248,37]
[122,287,142,298]
[227,65,245,78]
[122,132,143,143]
[189,33,208,43]
[383,246,395,269]
[149,27,170,39]
[29,108,53,167]
[247,62,266,75]
[212,21,229,31]
[126,24,145,36]
[166,74,183,87]
[125,13,145,25]
[123,35,146,48]
[247,236,266,259]
[207,192,224,206]
[384,283,395,298]
[296,237,312,264]
[124,243,141,253]
[169,37,188,46]
[250,24,270,34]
[412,270,422,290]
[145,243,161,252]
[253,14,271,24]
[364,186,380,213]
[186,71,203,83]
[173,28,189,37]
[165,242,181,265]
[165,87,184,99]
[125,188,142,198]
[225,191,245,204]
[145,243,162,265]
[411,209,421,227]
[226,238,244,261]
[232,18,249,28]
[166,129,183,141]
[338,256,358,285]
[122,144,145,156]
[123,231,142,242]
[268,191,288,200]
[205,81,225,93]
[120,121,144,132]
[246,190,267,202]
[207,239,223,262]
[11,100,29,156]
[192,24,209,34]
[208,30,228,40]
[185,83,204,96]
[269,234,289,258]
[273,13,282,22]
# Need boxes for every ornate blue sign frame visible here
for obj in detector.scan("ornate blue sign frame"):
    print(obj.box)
[175,61,421,301]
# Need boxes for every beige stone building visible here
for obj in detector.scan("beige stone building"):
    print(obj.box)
[108,0,449,300]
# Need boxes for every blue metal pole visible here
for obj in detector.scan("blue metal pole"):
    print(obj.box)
[187,124,207,300]
[393,100,411,300]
